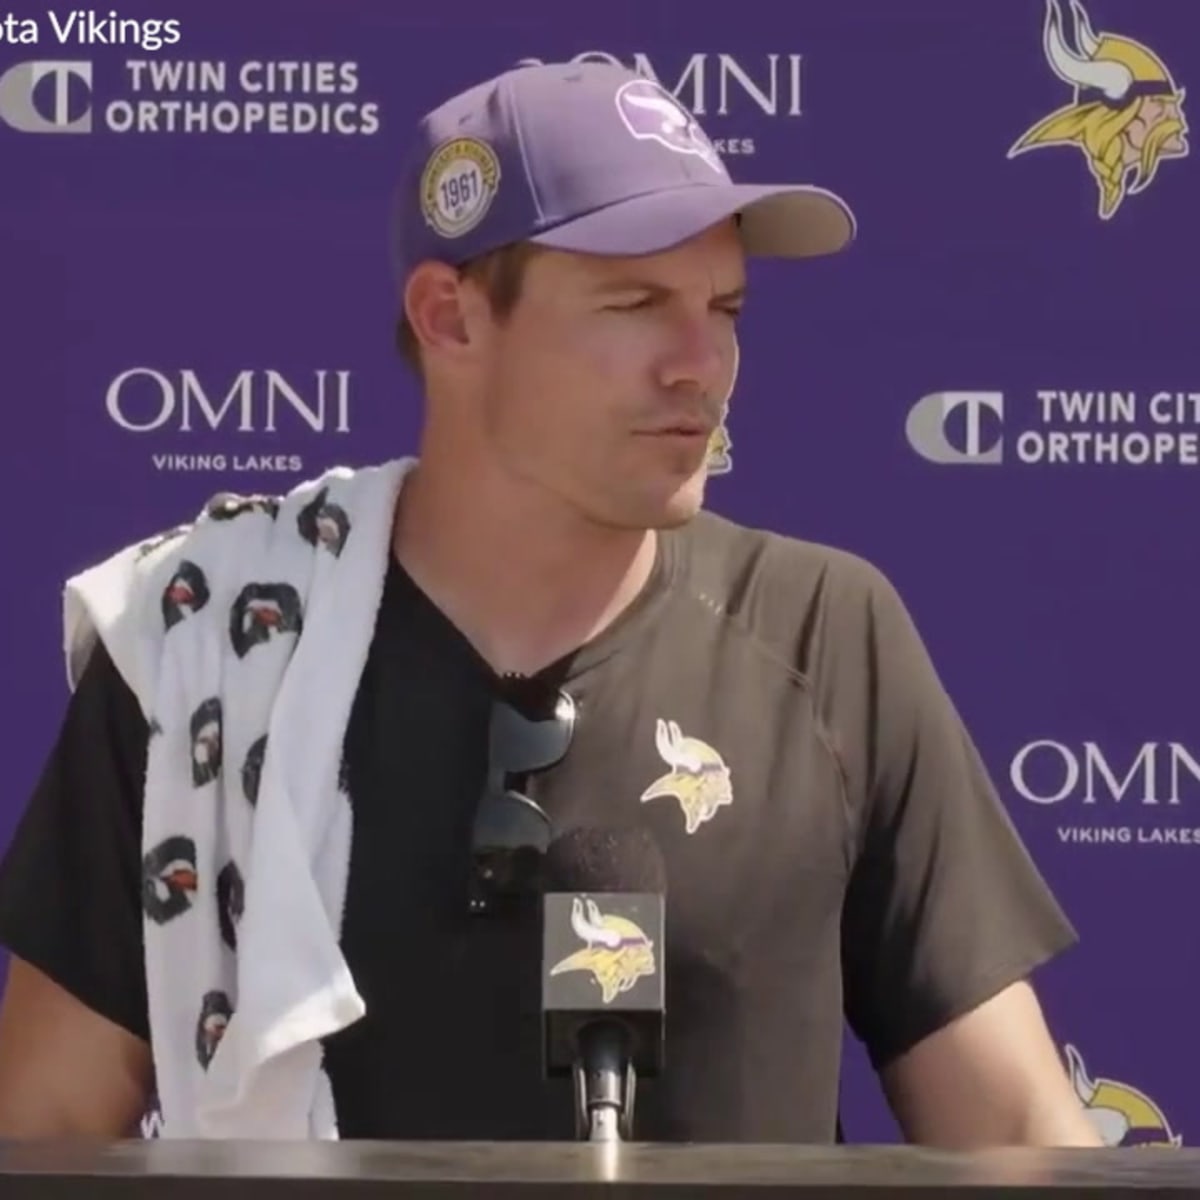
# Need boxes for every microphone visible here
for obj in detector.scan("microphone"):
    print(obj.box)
[540,825,666,1143]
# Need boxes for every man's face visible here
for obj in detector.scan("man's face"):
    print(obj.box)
[472,220,744,532]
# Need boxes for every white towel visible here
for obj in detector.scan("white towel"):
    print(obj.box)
[61,456,416,1138]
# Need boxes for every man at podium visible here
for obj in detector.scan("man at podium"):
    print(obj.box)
[0,61,1100,1150]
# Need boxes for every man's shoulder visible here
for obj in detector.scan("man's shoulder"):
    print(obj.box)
[82,458,406,576]
[70,479,307,612]
[62,459,410,698]
[677,509,930,714]
[682,509,900,622]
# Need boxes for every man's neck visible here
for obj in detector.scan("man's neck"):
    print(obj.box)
[391,453,658,678]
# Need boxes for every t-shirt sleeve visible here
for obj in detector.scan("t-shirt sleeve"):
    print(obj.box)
[837,564,1078,1071]
[0,639,151,1042]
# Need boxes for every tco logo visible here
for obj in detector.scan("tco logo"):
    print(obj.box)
[0,61,93,133]
[906,391,1004,465]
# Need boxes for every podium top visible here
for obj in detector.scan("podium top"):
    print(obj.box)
[2,1140,1200,1197]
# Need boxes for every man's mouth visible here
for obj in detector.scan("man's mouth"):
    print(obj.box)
[638,421,712,438]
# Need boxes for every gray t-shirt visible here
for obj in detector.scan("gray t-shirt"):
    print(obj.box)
[0,506,1077,1142]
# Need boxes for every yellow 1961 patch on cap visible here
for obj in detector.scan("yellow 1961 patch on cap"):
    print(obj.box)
[419,136,502,239]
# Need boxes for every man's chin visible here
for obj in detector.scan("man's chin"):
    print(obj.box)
[644,473,709,529]
[579,462,711,532]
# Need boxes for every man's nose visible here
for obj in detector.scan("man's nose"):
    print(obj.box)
[655,317,728,394]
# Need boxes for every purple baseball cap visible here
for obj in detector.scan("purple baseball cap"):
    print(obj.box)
[390,61,856,283]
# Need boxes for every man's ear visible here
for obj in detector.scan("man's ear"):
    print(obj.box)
[403,261,471,360]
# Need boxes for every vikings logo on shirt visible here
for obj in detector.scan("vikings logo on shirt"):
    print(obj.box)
[241,734,267,806]
[297,486,350,558]
[195,990,233,1070]
[216,860,245,952]
[228,582,303,659]
[189,696,222,788]
[640,719,733,834]
[614,78,724,174]
[206,491,280,522]
[1065,1044,1182,1147]
[548,896,656,1005]
[161,560,210,631]
[141,834,198,925]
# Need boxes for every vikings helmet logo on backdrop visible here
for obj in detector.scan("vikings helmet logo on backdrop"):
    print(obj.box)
[1065,1044,1182,1147]
[1009,0,1188,219]
[705,424,733,475]
[706,333,738,477]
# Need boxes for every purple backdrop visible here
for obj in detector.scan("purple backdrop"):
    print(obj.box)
[0,0,1194,1146]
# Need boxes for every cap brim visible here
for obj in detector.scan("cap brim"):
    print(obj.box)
[528,182,856,260]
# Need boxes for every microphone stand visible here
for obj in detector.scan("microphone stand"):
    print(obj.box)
[573,1020,636,1143]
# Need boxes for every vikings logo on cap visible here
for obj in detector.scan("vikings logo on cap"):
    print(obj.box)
[141,835,198,925]
[640,719,733,834]
[189,696,222,788]
[548,896,656,1005]
[228,582,304,659]
[162,560,210,631]
[195,990,233,1070]
[297,486,350,557]
[420,135,502,239]
[1065,1044,1182,1147]
[1008,0,1188,220]
[615,78,724,174]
